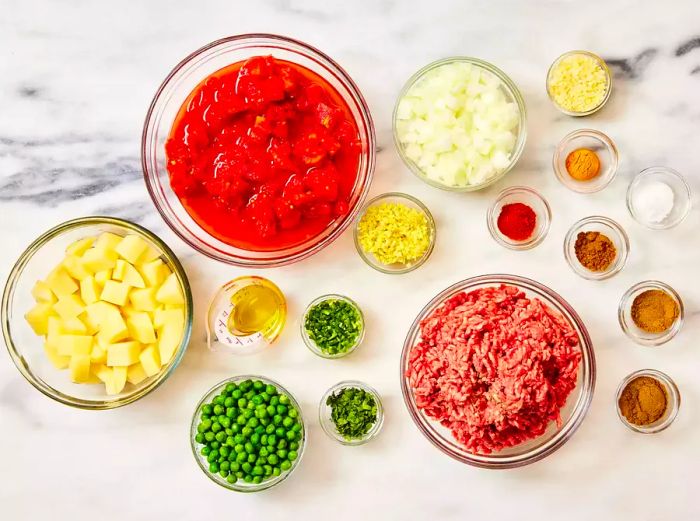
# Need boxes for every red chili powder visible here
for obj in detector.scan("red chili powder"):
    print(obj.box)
[497,203,536,241]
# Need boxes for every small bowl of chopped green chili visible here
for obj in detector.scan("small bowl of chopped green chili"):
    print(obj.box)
[190,375,305,492]
[301,294,365,359]
[319,380,384,445]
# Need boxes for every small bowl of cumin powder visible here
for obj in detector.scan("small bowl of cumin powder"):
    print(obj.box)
[616,369,680,433]
[618,280,684,346]
[564,216,629,280]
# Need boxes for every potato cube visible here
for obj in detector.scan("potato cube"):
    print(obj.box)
[85,301,119,325]
[94,364,112,383]
[44,341,70,369]
[53,294,85,320]
[114,235,149,264]
[158,322,182,366]
[46,267,79,298]
[155,273,184,305]
[139,346,161,377]
[94,232,122,253]
[127,312,156,344]
[66,237,95,256]
[140,259,168,287]
[130,287,158,311]
[46,317,62,349]
[112,259,127,281]
[80,276,100,305]
[31,280,56,303]
[138,245,162,265]
[56,334,93,357]
[153,307,183,330]
[100,280,131,306]
[90,343,107,364]
[84,369,103,385]
[25,302,55,335]
[107,366,128,395]
[62,317,88,335]
[107,341,141,366]
[82,247,118,273]
[69,354,91,383]
[95,269,112,286]
[113,260,145,288]
[126,363,148,385]
[96,317,129,345]
[62,255,90,281]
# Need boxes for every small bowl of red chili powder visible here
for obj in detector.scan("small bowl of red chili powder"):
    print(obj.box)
[487,186,551,250]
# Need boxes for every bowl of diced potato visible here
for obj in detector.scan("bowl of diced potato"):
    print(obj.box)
[2,216,193,409]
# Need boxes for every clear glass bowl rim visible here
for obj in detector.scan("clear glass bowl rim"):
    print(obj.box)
[563,215,630,280]
[617,280,684,346]
[546,50,612,116]
[399,273,596,469]
[1,216,194,410]
[486,185,552,250]
[141,33,377,267]
[392,56,528,192]
[353,191,436,274]
[318,379,384,445]
[615,369,680,434]
[300,294,365,359]
[625,166,692,230]
[552,128,619,193]
[189,374,306,492]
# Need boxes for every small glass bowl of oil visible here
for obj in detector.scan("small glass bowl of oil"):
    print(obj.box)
[206,276,287,355]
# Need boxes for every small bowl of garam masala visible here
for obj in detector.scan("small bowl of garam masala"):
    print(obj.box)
[616,369,680,434]
[618,280,684,346]
[553,129,619,193]
[564,216,629,280]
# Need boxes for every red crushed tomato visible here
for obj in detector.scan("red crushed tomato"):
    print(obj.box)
[165,56,361,251]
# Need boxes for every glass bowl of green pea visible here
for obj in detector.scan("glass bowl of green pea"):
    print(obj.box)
[190,375,305,492]
[319,380,384,445]
[301,294,365,359]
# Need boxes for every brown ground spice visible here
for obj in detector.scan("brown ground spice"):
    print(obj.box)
[631,289,679,333]
[618,376,668,426]
[574,231,617,271]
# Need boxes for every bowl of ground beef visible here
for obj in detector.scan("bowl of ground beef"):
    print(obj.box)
[402,274,595,469]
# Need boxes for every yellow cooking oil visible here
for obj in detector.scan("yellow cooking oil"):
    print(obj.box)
[227,277,286,340]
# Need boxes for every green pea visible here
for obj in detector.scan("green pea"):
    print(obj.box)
[220,461,230,472]
[195,433,204,444]
[198,419,212,432]
[270,396,280,406]
[253,380,264,391]
[276,405,288,415]
[255,425,265,435]
[215,432,226,442]
[264,465,272,476]
[288,408,298,419]
[234,434,245,444]
[289,441,299,451]
[200,413,210,422]
[225,383,236,394]
[252,395,263,406]
[211,422,222,433]
[245,390,255,400]
[210,441,220,450]
[247,417,259,428]
[235,452,247,463]
[231,423,241,434]
[213,396,224,405]
[265,424,276,435]
[273,415,282,426]
[282,417,294,428]
[260,417,270,427]
[213,404,224,416]
[226,436,235,447]
[243,409,254,420]
[226,407,236,418]
[209,462,219,473]
[267,454,278,465]
[275,427,285,438]
[265,384,277,396]
[247,401,255,410]
[277,439,287,450]
[240,380,252,391]
[207,452,218,464]
[201,446,210,456]
[267,435,277,446]
[219,469,229,478]
[230,462,240,472]
[204,432,215,442]
[279,394,290,405]
[247,454,256,463]
[288,450,298,461]
[256,409,268,419]
[202,404,213,415]
[226,474,237,484]
[241,426,253,437]
[232,389,242,399]
[277,449,288,459]
[244,474,254,483]
[259,392,270,403]
[280,460,291,471]
[252,465,263,476]
[242,462,252,473]
[224,397,234,408]
[292,423,301,433]
[250,433,261,446]
[220,446,230,458]
[237,398,247,408]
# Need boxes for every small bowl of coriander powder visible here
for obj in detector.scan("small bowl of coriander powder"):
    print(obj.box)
[618,280,684,346]
[616,369,680,434]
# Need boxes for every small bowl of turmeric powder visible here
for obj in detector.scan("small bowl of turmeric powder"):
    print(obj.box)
[553,129,619,193]
[616,369,680,434]
[618,281,684,346]
[564,216,629,280]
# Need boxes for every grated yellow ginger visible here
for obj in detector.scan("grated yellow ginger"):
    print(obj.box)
[358,202,431,265]
[548,53,609,113]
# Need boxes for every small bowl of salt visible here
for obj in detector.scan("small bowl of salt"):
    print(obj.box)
[626,167,691,230]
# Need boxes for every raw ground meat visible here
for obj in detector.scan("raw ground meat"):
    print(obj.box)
[406,284,581,454]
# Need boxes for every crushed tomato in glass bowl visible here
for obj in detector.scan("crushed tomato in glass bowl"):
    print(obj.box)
[143,34,375,266]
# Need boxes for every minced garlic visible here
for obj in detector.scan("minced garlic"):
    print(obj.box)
[548,53,609,113]
[358,202,431,265]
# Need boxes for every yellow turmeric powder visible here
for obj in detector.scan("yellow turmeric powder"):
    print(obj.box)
[565,148,600,181]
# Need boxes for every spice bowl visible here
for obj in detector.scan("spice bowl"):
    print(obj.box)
[616,369,680,434]
[546,50,612,117]
[626,167,692,229]
[564,216,629,280]
[319,380,384,445]
[618,281,684,346]
[353,192,436,274]
[487,186,551,250]
[553,129,618,193]
[301,294,365,359]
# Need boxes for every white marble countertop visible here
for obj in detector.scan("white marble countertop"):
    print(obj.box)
[2,1,700,519]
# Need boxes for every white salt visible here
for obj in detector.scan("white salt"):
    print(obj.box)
[633,181,675,224]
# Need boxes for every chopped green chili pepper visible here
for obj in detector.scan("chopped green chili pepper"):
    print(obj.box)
[326,387,378,440]
[304,298,363,355]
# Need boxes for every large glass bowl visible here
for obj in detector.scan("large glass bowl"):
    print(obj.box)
[190,375,306,492]
[393,57,527,192]
[142,34,376,267]
[2,217,193,409]
[400,274,595,469]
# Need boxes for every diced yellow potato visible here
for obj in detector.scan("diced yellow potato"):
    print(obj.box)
[139,346,161,377]
[82,247,118,273]
[115,235,149,264]
[130,287,158,311]
[44,341,70,369]
[90,342,107,364]
[94,232,123,253]
[66,237,95,256]
[113,260,145,288]
[46,267,79,298]
[107,366,128,395]
[138,245,162,265]
[153,307,183,330]
[80,275,100,305]
[95,269,112,286]
[85,301,119,325]
[94,364,112,383]
[112,259,127,281]
[96,317,129,345]
[100,280,131,306]
[46,317,62,349]
[69,354,91,383]
[84,370,103,385]
[31,280,57,303]
[139,259,169,287]
[126,363,148,385]
[107,341,141,366]
[53,294,85,320]
[62,317,88,335]
[127,311,156,344]
[56,334,93,357]
[155,273,184,305]
[25,302,55,335]
[157,307,185,365]
[62,255,90,280]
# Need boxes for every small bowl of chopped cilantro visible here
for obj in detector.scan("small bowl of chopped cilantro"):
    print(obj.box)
[353,192,436,274]
[319,381,384,445]
[190,375,305,492]
[301,294,365,358]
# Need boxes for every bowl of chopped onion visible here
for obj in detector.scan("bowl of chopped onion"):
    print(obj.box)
[393,57,527,192]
